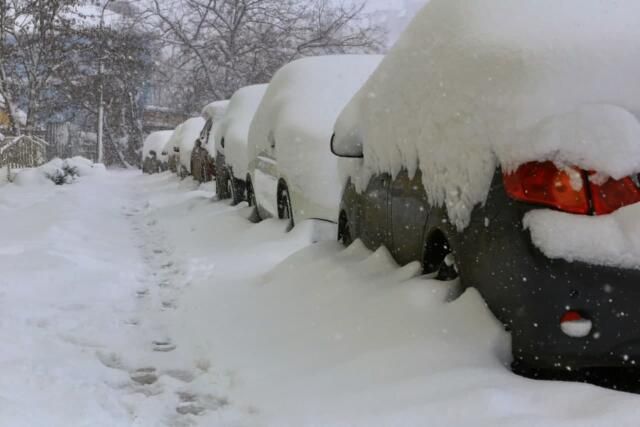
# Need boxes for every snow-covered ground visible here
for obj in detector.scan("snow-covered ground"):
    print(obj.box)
[1,169,640,426]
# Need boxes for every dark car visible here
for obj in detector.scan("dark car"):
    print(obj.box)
[333,153,640,377]
[191,115,215,183]
[330,0,640,380]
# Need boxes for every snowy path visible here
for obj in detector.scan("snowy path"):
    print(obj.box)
[1,170,640,426]
[0,170,225,426]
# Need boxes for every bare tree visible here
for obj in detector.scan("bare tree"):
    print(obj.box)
[146,0,385,111]
[0,0,88,136]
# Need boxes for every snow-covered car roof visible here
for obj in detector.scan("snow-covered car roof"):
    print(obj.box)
[214,85,267,180]
[333,0,640,230]
[249,55,383,214]
[142,130,173,161]
[165,117,206,172]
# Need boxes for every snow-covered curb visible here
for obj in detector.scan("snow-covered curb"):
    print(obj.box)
[523,203,640,269]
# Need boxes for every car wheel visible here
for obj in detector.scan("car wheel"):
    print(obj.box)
[246,178,257,207]
[423,229,459,281]
[225,175,233,201]
[217,168,230,199]
[338,211,353,246]
[277,184,294,230]
[246,177,261,222]
[231,175,244,206]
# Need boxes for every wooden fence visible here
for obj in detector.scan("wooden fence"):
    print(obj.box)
[0,135,48,170]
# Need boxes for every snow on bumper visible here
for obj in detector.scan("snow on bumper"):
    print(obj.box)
[523,203,640,269]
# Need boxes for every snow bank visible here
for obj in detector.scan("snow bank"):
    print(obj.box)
[215,85,267,180]
[142,130,173,163]
[165,117,206,173]
[524,203,640,270]
[134,172,640,426]
[13,157,104,186]
[248,55,383,220]
[333,0,640,229]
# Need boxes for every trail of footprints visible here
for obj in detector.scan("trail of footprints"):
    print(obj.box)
[111,201,231,421]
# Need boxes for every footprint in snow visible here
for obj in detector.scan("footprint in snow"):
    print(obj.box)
[161,300,177,310]
[125,317,140,326]
[153,340,176,352]
[164,369,196,383]
[96,350,124,370]
[130,367,158,385]
[175,392,229,416]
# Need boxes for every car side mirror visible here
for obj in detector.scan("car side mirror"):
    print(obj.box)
[330,133,363,158]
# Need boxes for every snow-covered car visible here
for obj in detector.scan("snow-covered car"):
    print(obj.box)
[213,85,267,205]
[165,117,206,178]
[248,55,382,227]
[331,0,640,377]
[141,130,172,174]
[192,100,229,183]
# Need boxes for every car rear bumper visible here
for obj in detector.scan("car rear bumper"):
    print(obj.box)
[464,173,640,370]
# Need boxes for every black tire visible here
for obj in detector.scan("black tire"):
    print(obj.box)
[229,171,244,206]
[338,211,353,246]
[217,168,231,199]
[423,229,459,281]
[246,178,257,207]
[277,184,294,230]
[225,175,233,200]
[246,177,261,222]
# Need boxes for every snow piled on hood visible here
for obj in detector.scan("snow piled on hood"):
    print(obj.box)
[249,55,383,221]
[165,118,205,173]
[142,131,173,163]
[333,0,640,229]
[215,85,267,180]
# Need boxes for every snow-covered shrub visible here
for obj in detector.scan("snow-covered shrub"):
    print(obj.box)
[13,157,104,186]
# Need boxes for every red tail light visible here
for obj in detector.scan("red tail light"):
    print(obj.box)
[503,162,589,214]
[590,176,640,215]
[504,162,640,215]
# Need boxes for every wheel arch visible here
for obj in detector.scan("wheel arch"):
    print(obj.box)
[338,178,363,244]
[420,205,463,278]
